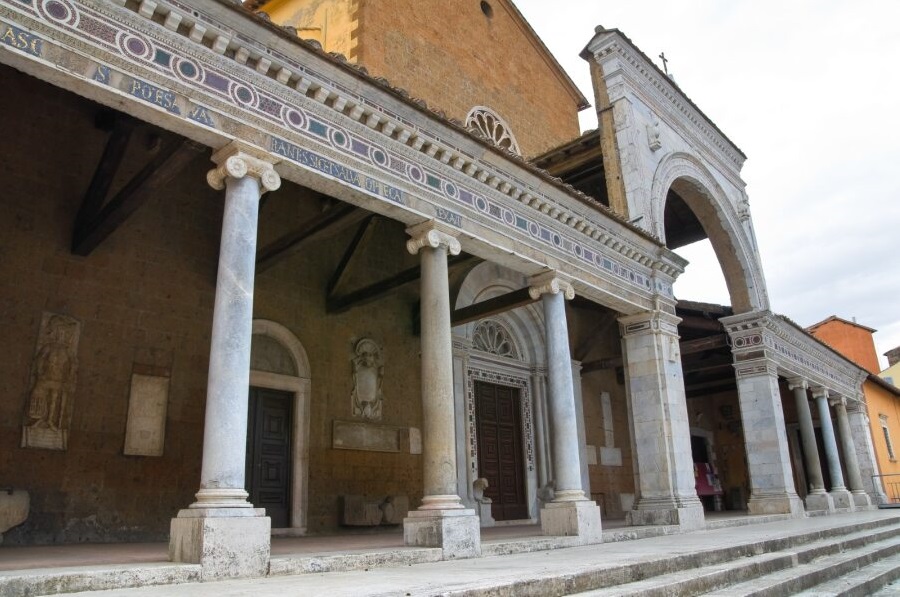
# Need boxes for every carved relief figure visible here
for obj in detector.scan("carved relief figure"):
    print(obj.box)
[351,338,384,420]
[22,313,81,450]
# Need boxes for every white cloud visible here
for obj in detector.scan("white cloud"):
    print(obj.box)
[515,0,900,368]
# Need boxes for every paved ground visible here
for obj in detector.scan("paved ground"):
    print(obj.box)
[40,511,900,597]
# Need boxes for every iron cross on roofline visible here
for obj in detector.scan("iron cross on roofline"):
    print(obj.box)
[659,51,669,75]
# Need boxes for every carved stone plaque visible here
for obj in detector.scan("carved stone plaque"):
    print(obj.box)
[21,313,81,450]
[351,338,384,421]
[123,374,169,456]
[333,420,401,453]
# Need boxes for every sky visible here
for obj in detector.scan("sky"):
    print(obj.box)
[514,0,900,370]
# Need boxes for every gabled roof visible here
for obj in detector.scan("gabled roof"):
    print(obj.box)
[807,315,878,335]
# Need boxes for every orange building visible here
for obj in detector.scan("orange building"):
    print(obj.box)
[808,317,900,501]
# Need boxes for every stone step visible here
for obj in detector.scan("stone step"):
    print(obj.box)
[0,562,201,597]
[269,546,441,575]
[440,518,900,597]
[571,525,900,597]
[703,535,900,596]
[798,551,900,596]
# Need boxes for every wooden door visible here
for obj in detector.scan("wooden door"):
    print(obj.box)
[246,387,293,528]
[475,381,528,521]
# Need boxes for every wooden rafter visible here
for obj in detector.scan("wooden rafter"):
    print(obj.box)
[582,334,728,374]
[450,288,536,327]
[256,202,365,274]
[326,215,378,297]
[72,137,205,256]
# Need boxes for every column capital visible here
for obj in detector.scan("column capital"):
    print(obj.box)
[405,221,461,256]
[528,271,575,300]
[207,141,281,192]
[810,386,830,400]
[829,395,848,408]
[786,377,808,392]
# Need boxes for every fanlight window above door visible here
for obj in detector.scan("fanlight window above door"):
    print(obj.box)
[465,107,521,155]
[472,320,520,360]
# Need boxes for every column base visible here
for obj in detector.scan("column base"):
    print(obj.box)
[829,488,855,510]
[852,491,874,509]
[404,508,480,559]
[748,492,806,518]
[169,507,270,579]
[541,500,602,544]
[803,491,835,513]
[626,497,705,530]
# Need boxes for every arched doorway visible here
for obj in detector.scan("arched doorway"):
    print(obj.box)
[249,319,311,534]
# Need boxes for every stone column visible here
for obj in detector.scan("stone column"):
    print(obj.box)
[834,397,873,508]
[787,378,834,512]
[170,142,281,579]
[732,359,805,517]
[531,273,602,544]
[571,360,592,497]
[403,221,480,559]
[812,387,854,510]
[532,369,551,489]
[620,310,705,530]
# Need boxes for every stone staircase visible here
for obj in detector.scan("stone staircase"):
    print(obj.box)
[564,517,900,597]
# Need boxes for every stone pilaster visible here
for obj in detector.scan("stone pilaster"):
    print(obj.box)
[787,378,833,513]
[619,310,705,530]
[732,359,805,517]
[847,403,888,504]
[834,397,873,508]
[403,221,480,559]
[812,387,854,510]
[530,273,602,544]
[170,142,280,579]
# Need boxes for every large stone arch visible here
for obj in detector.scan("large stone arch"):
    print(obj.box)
[650,152,769,313]
[249,319,311,535]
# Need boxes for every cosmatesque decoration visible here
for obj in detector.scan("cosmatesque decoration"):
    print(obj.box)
[22,313,81,451]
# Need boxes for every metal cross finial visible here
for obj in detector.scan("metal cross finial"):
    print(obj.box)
[659,51,669,75]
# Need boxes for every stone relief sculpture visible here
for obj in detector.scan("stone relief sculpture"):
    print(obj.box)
[21,313,81,450]
[351,338,384,420]
[646,114,662,151]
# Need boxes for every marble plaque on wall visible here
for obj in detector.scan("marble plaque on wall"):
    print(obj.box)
[123,374,169,456]
[332,420,402,453]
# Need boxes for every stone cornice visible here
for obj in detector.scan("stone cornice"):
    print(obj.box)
[721,310,864,401]
[584,29,746,188]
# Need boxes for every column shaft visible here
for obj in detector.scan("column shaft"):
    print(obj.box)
[835,401,865,493]
[792,384,826,493]
[543,291,585,500]
[419,243,462,507]
[815,394,847,491]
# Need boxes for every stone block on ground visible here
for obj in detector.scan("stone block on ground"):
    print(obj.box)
[169,510,270,579]
[403,509,481,559]
[541,500,603,544]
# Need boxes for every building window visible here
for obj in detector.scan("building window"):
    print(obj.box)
[465,106,521,155]
[881,414,896,461]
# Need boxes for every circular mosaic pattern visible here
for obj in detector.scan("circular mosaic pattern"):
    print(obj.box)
[502,209,515,225]
[407,164,424,184]
[574,245,583,257]
[552,233,562,247]
[39,0,78,26]
[475,197,488,212]
[228,81,257,107]
[172,57,203,83]
[281,106,307,131]
[118,32,154,62]
[528,222,540,237]
[370,147,387,166]
[330,128,352,149]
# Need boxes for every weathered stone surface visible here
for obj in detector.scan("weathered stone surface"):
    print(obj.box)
[0,490,29,541]
[169,511,270,579]
[123,374,169,457]
[332,420,402,453]
[341,495,383,526]
[403,509,481,559]
[541,500,603,545]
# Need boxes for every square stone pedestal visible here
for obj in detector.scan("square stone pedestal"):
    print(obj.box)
[170,508,270,579]
[626,500,705,531]
[803,491,835,513]
[541,500,602,545]
[748,492,806,518]
[829,488,855,511]
[852,492,874,509]
[404,508,480,559]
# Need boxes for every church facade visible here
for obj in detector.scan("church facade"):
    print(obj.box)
[0,0,883,579]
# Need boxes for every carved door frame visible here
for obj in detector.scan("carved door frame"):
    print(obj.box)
[250,319,311,535]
